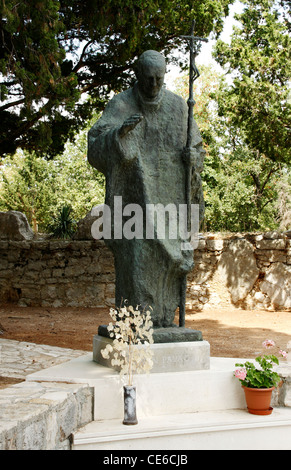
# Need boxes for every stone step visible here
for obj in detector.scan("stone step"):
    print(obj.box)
[27,355,248,419]
[72,407,291,450]
[26,354,291,420]
[24,351,291,450]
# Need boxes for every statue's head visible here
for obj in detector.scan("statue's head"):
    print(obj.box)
[135,50,166,100]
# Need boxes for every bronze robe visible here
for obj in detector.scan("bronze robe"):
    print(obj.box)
[88,83,204,327]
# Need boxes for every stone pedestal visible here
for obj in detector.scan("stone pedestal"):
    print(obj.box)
[93,334,210,373]
[97,324,203,343]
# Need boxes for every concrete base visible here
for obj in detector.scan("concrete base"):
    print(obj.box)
[26,353,291,451]
[72,408,291,450]
[98,325,203,343]
[93,335,210,373]
[27,354,246,421]
[25,354,291,450]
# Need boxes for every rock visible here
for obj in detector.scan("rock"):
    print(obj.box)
[263,231,284,240]
[260,263,291,309]
[216,239,260,304]
[254,234,264,241]
[0,211,34,241]
[191,262,214,284]
[73,211,98,240]
[253,291,266,303]
[256,239,286,250]
[206,239,225,251]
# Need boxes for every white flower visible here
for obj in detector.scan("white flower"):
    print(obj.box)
[100,303,154,385]
[101,350,109,359]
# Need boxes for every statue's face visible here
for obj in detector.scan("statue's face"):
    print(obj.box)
[137,62,165,100]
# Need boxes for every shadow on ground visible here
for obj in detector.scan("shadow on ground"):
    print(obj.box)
[0,305,290,359]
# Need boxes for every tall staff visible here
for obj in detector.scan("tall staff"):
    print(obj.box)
[179,20,208,328]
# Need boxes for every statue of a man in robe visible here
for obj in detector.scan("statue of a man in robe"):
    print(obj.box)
[88,50,205,329]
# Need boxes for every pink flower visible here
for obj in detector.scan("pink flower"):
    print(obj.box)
[279,350,288,359]
[234,367,247,381]
[262,339,275,349]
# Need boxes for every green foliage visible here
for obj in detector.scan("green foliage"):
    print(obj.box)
[203,146,285,232]
[213,0,291,165]
[235,355,281,389]
[0,0,80,157]
[205,0,291,231]
[0,0,234,158]
[47,205,77,239]
[0,123,105,231]
[0,151,59,231]
[274,169,291,231]
[174,64,288,232]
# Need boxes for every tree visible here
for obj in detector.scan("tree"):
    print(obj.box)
[175,64,289,232]
[202,142,284,232]
[0,123,105,231]
[274,168,291,231]
[0,0,234,158]
[213,0,291,165]
[0,150,59,231]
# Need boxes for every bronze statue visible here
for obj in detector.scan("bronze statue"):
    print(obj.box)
[88,50,205,331]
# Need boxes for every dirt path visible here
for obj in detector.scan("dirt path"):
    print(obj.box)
[1,304,291,358]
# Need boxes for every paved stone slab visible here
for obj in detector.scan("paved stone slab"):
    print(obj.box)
[0,339,93,450]
[0,339,87,379]
[0,380,94,450]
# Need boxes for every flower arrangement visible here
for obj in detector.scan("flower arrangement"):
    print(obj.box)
[101,304,154,386]
[234,339,288,389]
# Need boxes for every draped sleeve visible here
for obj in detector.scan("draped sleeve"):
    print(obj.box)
[87,99,127,175]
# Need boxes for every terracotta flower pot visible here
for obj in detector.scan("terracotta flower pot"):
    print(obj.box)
[243,386,275,415]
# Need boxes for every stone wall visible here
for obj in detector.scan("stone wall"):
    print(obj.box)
[187,233,291,311]
[0,239,115,308]
[0,232,290,311]
[0,379,94,450]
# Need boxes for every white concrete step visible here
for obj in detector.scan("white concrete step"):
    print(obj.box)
[27,355,248,419]
[72,407,291,450]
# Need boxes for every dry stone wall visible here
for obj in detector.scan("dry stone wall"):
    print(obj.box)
[187,233,291,311]
[0,239,115,308]
[0,232,290,311]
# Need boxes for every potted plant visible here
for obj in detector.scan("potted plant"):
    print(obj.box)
[234,339,288,415]
[101,303,154,425]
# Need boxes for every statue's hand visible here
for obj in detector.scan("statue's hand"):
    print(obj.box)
[118,114,144,138]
